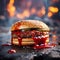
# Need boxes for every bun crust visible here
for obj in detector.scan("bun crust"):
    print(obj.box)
[11,20,50,31]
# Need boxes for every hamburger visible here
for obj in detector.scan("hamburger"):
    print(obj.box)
[11,20,50,46]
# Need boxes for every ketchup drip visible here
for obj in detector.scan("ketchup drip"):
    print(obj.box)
[31,31,40,45]
[18,37,22,46]
[17,31,22,46]
[12,30,48,49]
[40,37,47,44]
[32,31,48,46]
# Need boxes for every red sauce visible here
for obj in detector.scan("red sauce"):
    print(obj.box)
[12,30,49,46]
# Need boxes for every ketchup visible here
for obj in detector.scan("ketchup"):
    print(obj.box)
[12,30,49,48]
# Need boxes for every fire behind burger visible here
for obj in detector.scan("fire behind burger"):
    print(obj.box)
[11,20,50,48]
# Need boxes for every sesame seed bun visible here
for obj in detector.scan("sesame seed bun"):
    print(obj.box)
[11,20,50,32]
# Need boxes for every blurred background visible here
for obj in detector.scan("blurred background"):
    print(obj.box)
[0,0,60,45]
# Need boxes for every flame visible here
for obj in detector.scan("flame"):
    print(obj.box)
[16,9,30,19]
[22,9,30,17]
[9,0,14,4]
[31,8,36,14]
[48,6,59,13]
[16,13,25,19]
[48,11,53,17]
[7,0,15,17]
[48,6,59,17]
[37,6,46,17]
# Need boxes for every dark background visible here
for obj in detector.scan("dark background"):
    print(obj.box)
[0,0,60,44]
[0,0,60,60]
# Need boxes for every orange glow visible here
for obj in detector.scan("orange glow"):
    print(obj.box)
[16,13,25,19]
[9,0,14,4]
[7,0,15,17]
[31,8,36,14]
[16,10,30,19]
[48,12,53,17]
[37,7,46,17]
[7,6,15,17]
[52,35,57,41]
[22,9,30,17]
[48,6,59,13]
[52,35,57,46]
[41,7,46,15]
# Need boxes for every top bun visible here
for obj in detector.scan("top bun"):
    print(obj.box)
[11,20,50,31]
